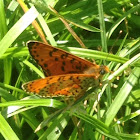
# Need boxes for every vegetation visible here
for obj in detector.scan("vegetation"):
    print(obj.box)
[0,0,140,140]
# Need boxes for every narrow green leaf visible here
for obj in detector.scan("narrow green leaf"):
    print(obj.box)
[74,113,123,140]
[39,112,70,140]
[105,67,140,125]
[0,99,66,109]
[97,0,107,52]
[107,4,140,39]
[0,113,19,140]
[0,6,39,57]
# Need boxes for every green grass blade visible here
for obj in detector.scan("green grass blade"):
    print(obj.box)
[107,4,140,39]
[39,112,70,140]
[0,98,66,108]
[0,113,19,140]
[97,0,107,52]
[0,0,7,38]
[37,14,57,46]
[0,6,39,57]
[105,67,140,126]
[74,113,123,140]
[23,60,45,78]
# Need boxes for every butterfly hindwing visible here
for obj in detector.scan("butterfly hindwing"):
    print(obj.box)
[22,74,99,97]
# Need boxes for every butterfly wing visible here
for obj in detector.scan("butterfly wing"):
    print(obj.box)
[27,41,99,76]
[22,74,99,97]
[23,41,109,97]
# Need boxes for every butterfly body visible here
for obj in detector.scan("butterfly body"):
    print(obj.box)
[22,41,109,97]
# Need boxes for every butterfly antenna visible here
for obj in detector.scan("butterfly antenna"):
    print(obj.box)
[103,30,123,65]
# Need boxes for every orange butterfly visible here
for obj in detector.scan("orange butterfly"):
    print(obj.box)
[22,41,109,97]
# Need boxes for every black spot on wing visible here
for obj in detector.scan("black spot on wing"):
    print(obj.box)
[45,69,51,76]
[61,66,65,71]
[61,53,69,59]
[52,48,58,52]
[76,65,81,70]
[49,51,53,57]
[44,63,48,67]
[62,61,65,65]
[55,57,59,61]
[27,42,36,49]
[70,58,75,63]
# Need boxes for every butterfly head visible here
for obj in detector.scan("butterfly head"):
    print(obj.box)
[99,65,110,75]
[84,65,109,76]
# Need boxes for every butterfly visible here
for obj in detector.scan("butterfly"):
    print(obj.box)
[22,41,109,97]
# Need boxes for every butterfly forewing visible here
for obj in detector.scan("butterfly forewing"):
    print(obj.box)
[27,41,100,76]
